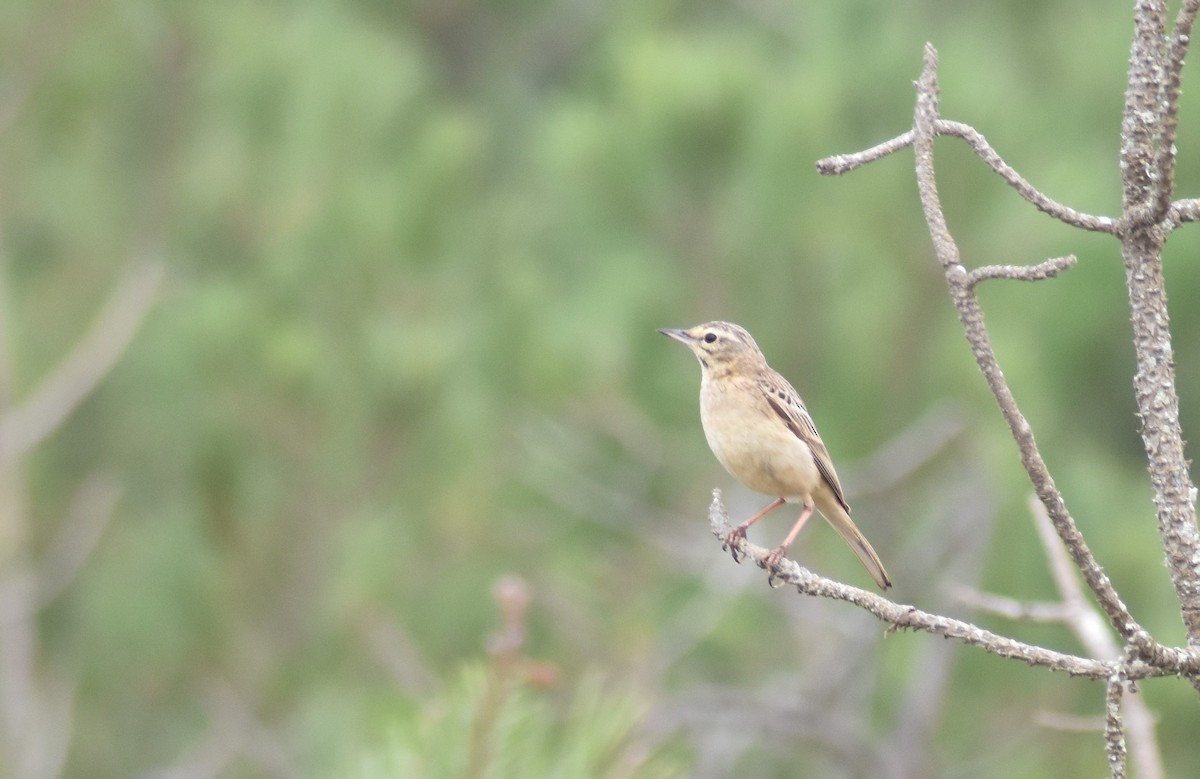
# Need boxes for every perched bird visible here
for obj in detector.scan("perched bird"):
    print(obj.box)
[659,321,892,589]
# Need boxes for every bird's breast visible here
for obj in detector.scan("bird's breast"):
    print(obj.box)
[699,377,820,499]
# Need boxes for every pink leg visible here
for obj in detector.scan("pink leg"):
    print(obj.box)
[724,497,786,561]
[765,499,814,570]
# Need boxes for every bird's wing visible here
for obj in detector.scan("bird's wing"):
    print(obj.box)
[759,375,851,513]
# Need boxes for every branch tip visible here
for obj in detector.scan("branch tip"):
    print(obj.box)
[965,255,1078,289]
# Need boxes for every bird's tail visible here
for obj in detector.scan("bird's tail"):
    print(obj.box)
[821,502,892,590]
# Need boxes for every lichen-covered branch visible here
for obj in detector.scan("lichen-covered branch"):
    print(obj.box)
[1105,671,1129,779]
[817,125,1116,234]
[1154,0,1200,219]
[709,490,1198,681]
[965,255,1077,288]
[910,44,1144,643]
[1119,0,1200,654]
[816,131,915,174]
[1169,198,1200,225]
[935,121,1118,233]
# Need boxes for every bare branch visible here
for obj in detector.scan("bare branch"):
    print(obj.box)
[878,467,995,779]
[805,7,1200,770]
[0,0,101,137]
[965,255,1077,288]
[708,491,1189,681]
[1028,496,1117,658]
[1029,496,1164,779]
[1120,2,1200,652]
[911,43,1145,642]
[1153,0,1200,217]
[816,131,915,174]
[1035,711,1106,732]
[0,260,164,459]
[839,401,967,499]
[935,121,1118,233]
[954,588,1071,623]
[1105,671,1128,779]
[817,125,1117,234]
[140,679,296,779]
[356,609,437,696]
[951,497,1168,778]
[1168,198,1200,225]
[1122,0,1169,220]
[1170,0,1200,64]
[31,474,120,613]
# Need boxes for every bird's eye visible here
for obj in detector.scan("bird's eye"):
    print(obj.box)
[704,332,717,343]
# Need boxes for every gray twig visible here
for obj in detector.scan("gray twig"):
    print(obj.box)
[0,260,164,459]
[817,124,1117,234]
[1105,668,1128,779]
[965,255,1077,288]
[1153,0,1200,219]
[1168,198,1200,225]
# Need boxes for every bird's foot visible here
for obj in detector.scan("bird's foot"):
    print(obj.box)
[763,546,789,587]
[722,526,748,563]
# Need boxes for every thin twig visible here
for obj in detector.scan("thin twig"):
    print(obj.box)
[816,131,915,174]
[1168,198,1200,225]
[936,121,1118,233]
[1028,496,1117,659]
[838,401,968,499]
[817,125,1117,234]
[1035,711,1106,732]
[1028,496,1163,779]
[0,260,164,459]
[965,255,1077,288]
[31,474,120,614]
[1154,0,1200,218]
[879,468,996,779]
[954,589,1071,623]
[1105,670,1128,779]
[140,679,296,779]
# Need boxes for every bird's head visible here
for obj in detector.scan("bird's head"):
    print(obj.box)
[658,321,766,373]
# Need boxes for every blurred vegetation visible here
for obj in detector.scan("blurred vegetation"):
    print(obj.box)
[2,0,1199,776]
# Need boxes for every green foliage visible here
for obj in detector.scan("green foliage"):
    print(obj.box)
[357,666,682,779]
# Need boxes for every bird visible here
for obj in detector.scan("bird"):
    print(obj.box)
[659,321,892,589]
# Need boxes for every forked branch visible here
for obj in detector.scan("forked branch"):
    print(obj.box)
[906,44,1145,643]
[718,35,1200,737]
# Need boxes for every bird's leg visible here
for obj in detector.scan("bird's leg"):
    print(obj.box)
[723,497,786,562]
[764,499,814,571]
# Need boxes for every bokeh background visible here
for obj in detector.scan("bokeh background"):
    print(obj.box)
[3,0,1200,776]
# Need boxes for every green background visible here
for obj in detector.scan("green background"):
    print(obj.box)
[2,0,1199,776]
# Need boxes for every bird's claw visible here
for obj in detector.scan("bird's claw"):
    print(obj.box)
[722,527,748,563]
[763,546,788,587]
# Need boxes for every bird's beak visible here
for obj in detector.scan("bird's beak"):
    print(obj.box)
[658,327,693,345]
